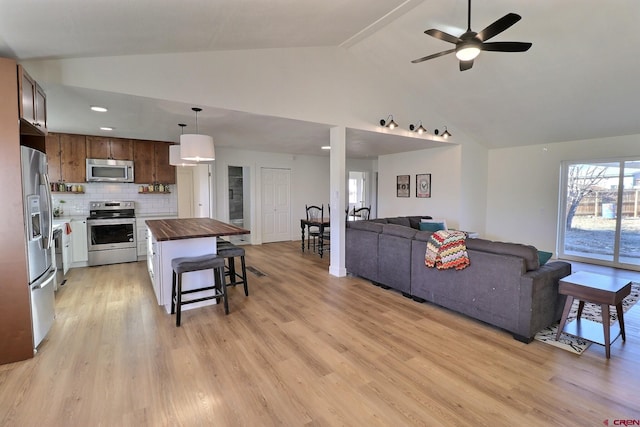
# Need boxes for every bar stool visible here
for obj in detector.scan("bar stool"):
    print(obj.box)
[216,241,249,297]
[171,253,228,327]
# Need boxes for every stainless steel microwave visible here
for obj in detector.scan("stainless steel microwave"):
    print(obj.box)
[86,158,134,182]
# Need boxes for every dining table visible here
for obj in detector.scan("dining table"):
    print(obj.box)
[300,217,330,258]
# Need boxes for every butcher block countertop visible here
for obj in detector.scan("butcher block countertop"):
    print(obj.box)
[146,218,249,242]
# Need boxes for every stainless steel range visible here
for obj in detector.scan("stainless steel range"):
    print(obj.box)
[87,201,137,266]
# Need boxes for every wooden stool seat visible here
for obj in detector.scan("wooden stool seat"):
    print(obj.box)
[171,253,228,326]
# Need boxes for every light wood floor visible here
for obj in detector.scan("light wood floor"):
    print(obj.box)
[1,242,639,426]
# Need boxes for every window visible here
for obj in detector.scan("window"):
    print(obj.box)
[559,158,640,269]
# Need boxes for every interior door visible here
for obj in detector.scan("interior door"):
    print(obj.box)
[261,168,291,243]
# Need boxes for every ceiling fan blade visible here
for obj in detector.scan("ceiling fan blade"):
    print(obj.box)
[481,41,532,52]
[411,49,455,64]
[459,60,474,71]
[477,13,521,42]
[425,29,460,44]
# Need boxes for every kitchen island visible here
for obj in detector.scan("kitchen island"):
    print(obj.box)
[146,218,249,313]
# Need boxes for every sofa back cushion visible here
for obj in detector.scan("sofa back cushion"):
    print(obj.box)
[387,217,411,227]
[348,220,384,233]
[465,238,540,271]
[382,223,418,239]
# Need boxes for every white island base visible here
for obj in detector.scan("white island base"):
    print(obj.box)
[147,229,220,314]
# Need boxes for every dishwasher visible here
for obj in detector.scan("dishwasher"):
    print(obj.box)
[53,228,66,289]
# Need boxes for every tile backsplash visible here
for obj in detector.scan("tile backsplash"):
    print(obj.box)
[51,182,178,217]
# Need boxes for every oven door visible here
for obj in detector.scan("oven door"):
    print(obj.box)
[87,218,136,251]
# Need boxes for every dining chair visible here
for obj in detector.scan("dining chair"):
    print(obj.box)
[353,206,371,220]
[305,204,323,252]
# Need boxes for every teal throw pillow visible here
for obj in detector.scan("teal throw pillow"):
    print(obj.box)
[419,221,447,232]
[538,250,553,266]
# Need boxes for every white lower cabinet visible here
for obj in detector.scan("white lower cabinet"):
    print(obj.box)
[137,216,177,260]
[70,218,88,266]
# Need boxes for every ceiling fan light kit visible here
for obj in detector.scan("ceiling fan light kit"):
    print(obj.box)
[412,0,532,71]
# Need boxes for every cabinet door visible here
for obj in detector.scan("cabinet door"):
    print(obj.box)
[45,133,62,182]
[154,142,176,184]
[109,138,133,160]
[34,82,47,132]
[133,140,155,183]
[86,136,111,159]
[70,219,88,263]
[60,134,87,183]
[17,65,36,124]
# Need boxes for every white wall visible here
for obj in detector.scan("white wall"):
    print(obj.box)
[486,134,640,253]
[214,147,330,244]
[377,144,462,228]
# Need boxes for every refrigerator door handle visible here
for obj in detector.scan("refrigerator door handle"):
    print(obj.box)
[41,173,54,250]
[31,268,56,290]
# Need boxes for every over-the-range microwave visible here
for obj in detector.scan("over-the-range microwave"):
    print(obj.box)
[86,158,134,183]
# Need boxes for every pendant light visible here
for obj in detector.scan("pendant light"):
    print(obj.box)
[170,124,197,166]
[180,107,215,162]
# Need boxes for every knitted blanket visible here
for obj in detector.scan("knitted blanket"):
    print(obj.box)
[425,230,470,270]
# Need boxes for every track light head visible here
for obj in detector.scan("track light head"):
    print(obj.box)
[380,115,398,129]
[410,121,427,134]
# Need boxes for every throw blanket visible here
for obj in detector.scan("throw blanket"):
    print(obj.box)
[425,230,470,270]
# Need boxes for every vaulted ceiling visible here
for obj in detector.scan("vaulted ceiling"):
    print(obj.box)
[2,0,639,156]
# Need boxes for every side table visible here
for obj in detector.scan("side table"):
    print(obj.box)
[555,271,631,358]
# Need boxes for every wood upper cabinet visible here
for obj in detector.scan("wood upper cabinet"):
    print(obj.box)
[45,133,62,181]
[17,65,47,136]
[154,142,175,183]
[134,140,175,184]
[86,136,133,160]
[46,133,87,183]
[60,134,87,182]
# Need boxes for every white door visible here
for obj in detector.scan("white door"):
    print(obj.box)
[262,168,291,243]
[176,167,194,218]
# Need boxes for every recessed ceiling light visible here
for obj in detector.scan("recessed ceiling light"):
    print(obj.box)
[91,106,108,112]
[100,127,114,131]
[321,146,331,150]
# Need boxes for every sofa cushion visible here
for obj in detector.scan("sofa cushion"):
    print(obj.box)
[387,217,411,227]
[419,221,447,232]
[466,238,540,271]
[538,250,553,266]
[413,230,434,242]
[348,220,384,233]
[408,216,433,229]
[382,223,418,239]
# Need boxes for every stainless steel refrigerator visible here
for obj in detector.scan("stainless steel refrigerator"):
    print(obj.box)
[20,145,56,350]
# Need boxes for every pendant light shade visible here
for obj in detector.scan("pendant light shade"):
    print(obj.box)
[180,134,215,161]
[169,123,197,166]
[169,144,197,166]
[180,107,215,162]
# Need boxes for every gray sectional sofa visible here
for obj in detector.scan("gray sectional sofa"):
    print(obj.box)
[346,216,572,343]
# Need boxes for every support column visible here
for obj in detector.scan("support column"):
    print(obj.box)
[329,126,347,277]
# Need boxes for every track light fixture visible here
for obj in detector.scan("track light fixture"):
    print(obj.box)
[380,115,398,129]
[409,121,427,135]
[434,126,452,139]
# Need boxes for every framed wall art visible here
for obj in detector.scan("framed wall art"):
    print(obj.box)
[416,173,431,198]
[397,175,410,197]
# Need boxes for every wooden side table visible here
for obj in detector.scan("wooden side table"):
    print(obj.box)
[555,271,631,358]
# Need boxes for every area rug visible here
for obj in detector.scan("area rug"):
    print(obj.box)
[534,282,639,354]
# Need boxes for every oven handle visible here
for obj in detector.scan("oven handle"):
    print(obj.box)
[87,218,137,226]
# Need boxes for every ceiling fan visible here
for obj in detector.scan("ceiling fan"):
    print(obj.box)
[411,0,532,71]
